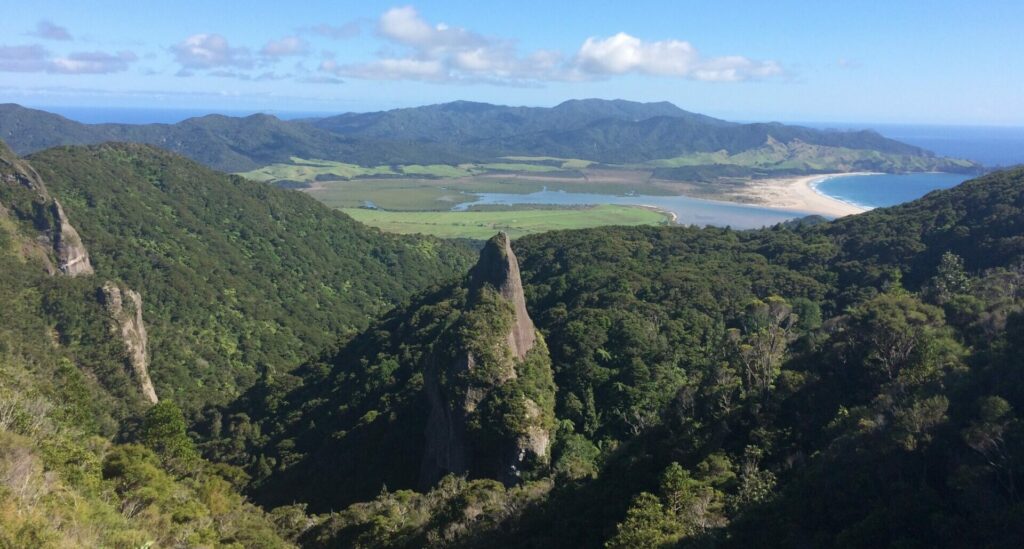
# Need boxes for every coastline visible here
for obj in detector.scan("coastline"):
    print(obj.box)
[636,204,679,224]
[736,172,875,218]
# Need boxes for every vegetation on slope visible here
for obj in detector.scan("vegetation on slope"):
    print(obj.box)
[0,186,292,547]
[201,168,1023,547]
[22,143,475,413]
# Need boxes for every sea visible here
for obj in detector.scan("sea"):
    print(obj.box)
[811,172,972,210]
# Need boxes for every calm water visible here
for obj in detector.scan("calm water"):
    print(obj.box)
[813,173,972,209]
[453,189,810,229]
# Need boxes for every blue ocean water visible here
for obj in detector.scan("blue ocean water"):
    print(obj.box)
[812,172,971,209]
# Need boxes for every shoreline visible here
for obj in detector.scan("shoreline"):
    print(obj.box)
[636,204,679,224]
[736,172,876,218]
[805,172,881,212]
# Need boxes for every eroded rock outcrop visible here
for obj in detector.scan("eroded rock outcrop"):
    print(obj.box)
[468,232,537,361]
[0,140,93,276]
[420,232,554,488]
[51,199,93,276]
[101,282,158,404]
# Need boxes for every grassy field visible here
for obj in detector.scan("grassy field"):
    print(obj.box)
[502,156,596,169]
[342,205,671,239]
[305,178,549,210]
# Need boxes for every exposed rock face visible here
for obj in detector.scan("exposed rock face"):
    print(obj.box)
[468,232,537,361]
[0,140,93,276]
[420,232,553,488]
[101,282,158,404]
[52,199,94,276]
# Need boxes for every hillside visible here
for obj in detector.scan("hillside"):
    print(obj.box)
[0,101,978,177]
[1,145,292,546]
[201,168,1024,547]
[0,104,467,172]
[2,139,1021,547]
[12,142,475,412]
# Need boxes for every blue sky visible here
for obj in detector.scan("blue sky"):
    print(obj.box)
[1,0,1022,124]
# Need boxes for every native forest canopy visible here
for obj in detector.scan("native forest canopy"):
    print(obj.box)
[0,119,1023,549]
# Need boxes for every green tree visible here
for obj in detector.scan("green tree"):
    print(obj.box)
[138,401,200,474]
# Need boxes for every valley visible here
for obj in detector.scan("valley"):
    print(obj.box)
[1,5,1020,543]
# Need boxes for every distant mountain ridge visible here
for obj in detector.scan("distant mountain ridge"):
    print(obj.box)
[0,100,979,174]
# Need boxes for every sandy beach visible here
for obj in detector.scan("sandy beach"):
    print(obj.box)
[735,173,875,218]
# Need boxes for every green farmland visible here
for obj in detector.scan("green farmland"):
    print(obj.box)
[343,205,671,239]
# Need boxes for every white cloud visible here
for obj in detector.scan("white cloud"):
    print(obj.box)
[377,6,486,52]
[574,32,781,81]
[30,20,72,41]
[171,34,252,69]
[327,6,564,84]
[326,7,783,85]
[261,36,307,57]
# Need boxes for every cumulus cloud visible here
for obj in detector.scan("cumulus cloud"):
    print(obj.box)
[377,6,487,51]
[171,33,252,69]
[574,32,781,81]
[307,22,361,40]
[0,44,136,74]
[326,7,782,85]
[261,36,307,57]
[326,6,564,84]
[30,20,72,41]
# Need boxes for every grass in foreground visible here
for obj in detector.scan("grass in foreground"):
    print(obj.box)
[342,204,671,239]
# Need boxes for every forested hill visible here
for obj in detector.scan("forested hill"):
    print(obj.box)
[16,142,475,411]
[0,104,468,172]
[203,168,1024,547]
[0,140,478,544]
[0,100,977,173]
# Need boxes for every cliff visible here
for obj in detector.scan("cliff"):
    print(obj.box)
[420,232,554,487]
[0,140,93,276]
[101,281,158,404]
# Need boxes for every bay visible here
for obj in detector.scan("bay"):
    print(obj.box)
[813,173,972,209]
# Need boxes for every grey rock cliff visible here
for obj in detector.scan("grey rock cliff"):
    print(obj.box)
[0,140,93,276]
[468,231,537,361]
[420,232,552,488]
[52,199,93,276]
[101,282,158,404]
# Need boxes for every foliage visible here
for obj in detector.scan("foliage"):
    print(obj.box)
[27,143,474,412]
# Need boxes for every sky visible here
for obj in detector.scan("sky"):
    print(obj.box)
[1,0,1022,125]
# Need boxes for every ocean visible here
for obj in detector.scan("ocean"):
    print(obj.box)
[812,173,972,210]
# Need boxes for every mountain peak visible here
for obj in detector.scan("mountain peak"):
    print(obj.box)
[470,232,536,359]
